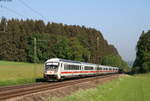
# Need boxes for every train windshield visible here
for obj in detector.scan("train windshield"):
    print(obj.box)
[45,62,59,70]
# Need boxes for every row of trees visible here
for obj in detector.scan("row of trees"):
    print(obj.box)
[132,31,150,73]
[0,17,129,71]
[102,55,130,72]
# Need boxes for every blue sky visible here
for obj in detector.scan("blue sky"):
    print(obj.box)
[1,0,150,61]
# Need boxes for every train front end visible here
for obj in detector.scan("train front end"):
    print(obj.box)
[44,59,60,81]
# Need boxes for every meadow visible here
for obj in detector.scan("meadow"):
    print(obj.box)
[0,61,43,86]
[0,61,150,101]
[50,73,150,101]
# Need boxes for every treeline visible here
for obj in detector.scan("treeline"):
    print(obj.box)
[102,55,130,72]
[0,17,129,70]
[132,31,150,73]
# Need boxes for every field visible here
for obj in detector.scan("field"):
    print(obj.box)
[50,74,150,101]
[0,61,150,101]
[0,61,43,86]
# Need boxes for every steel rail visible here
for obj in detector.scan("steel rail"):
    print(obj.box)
[0,74,119,100]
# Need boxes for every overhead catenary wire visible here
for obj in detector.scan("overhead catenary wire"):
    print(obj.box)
[18,0,48,21]
[0,5,26,18]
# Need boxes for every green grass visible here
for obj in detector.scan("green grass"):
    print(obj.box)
[0,61,44,86]
[49,74,150,101]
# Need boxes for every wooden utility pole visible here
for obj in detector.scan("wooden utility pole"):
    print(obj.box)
[34,37,37,81]
[34,37,37,63]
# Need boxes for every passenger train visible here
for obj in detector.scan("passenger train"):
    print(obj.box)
[44,58,119,81]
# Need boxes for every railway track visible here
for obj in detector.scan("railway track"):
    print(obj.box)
[0,74,119,100]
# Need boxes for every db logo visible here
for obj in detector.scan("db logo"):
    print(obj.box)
[49,71,54,74]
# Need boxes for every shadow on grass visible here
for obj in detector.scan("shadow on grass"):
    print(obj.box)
[35,78,46,82]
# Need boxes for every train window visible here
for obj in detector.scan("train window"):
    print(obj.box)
[97,67,102,70]
[64,64,68,70]
[73,65,79,70]
[64,64,80,70]
[84,66,93,70]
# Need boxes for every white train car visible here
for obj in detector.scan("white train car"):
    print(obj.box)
[44,58,119,81]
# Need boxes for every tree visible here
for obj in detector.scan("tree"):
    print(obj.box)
[0,17,7,32]
[69,38,89,61]
[133,30,150,73]
[0,18,120,64]
[52,36,72,59]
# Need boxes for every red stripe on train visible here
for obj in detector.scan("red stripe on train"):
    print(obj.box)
[61,70,117,74]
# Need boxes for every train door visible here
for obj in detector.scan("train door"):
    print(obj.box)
[58,62,63,78]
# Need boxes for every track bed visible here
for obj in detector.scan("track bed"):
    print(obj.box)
[0,74,121,101]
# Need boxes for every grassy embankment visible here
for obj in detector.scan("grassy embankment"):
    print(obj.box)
[50,73,150,101]
[0,61,43,86]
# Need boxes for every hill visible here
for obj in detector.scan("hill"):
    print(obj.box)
[0,17,118,64]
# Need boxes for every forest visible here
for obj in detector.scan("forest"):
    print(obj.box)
[133,31,150,73]
[0,17,129,70]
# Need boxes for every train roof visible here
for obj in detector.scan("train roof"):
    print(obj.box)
[46,58,119,69]
[46,58,81,64]
[99,65,119,69]
[81,62,97,66]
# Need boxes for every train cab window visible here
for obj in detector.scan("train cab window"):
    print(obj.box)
[45,62,58,70]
